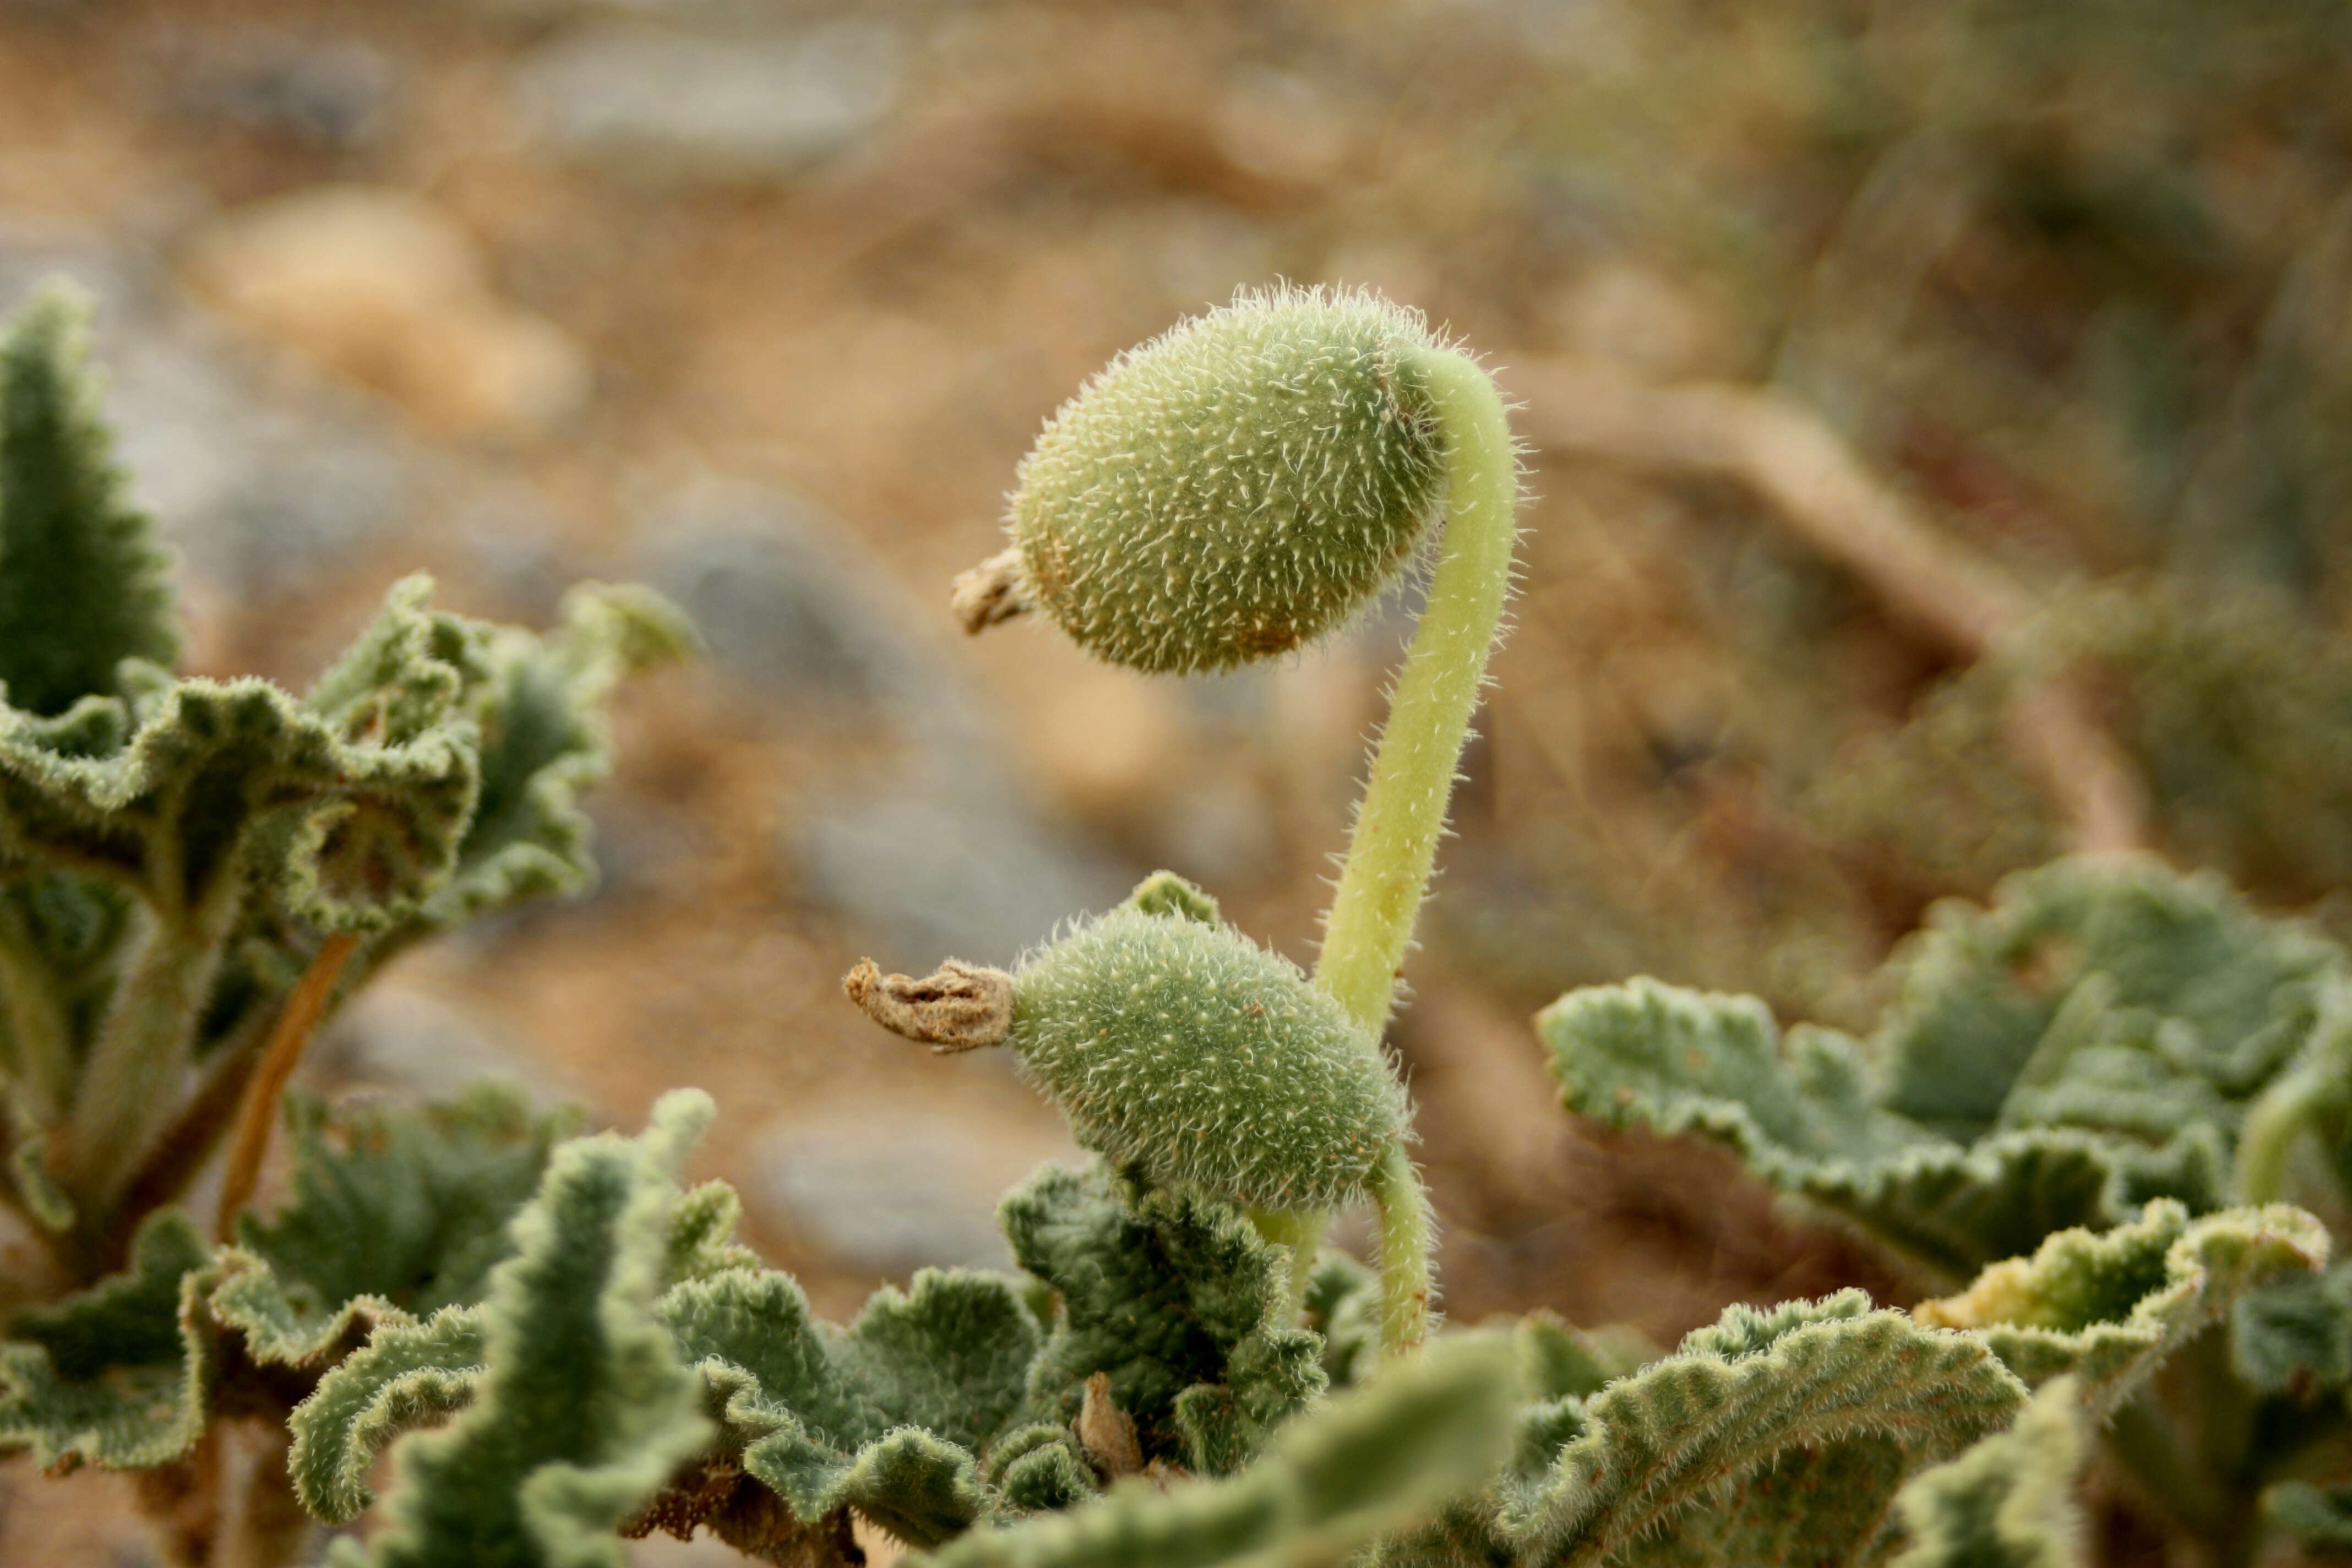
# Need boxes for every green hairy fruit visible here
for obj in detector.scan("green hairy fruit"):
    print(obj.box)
[968,286,1449,673]
[1009,903,1406,1212]
[930,285,1520,1359]
[846,876,1407,1214]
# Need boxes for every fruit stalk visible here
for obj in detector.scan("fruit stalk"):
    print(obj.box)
[1314,345,1518,1036]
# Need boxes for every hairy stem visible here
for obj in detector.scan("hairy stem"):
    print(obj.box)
[215,932,357,1242]
[2234,1062,2342,1206]
[1249,1206,1324,1321]
[1368,1142,1434,1356]
[0,893,74,1121]
[224,1422,315,1568]
[1314,346,1517,1031]
[2235,988,2351,1205]
[65,903,227,1219]
[1312,346,1514,1358]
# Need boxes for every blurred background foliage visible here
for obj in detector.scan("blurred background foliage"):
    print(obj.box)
[1,0,2350,1555]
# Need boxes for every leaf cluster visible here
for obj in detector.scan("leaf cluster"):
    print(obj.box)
[0,282,690,1277]
[1543,853,2352,1563]
[1542,856,2344,1284]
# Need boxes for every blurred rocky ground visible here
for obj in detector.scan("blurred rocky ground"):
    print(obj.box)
[1,0,2349,1558]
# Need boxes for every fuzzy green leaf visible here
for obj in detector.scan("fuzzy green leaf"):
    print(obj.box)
[0,870,126,1134]
[1540,977,2176,1282]
[2233,1264,2352,1397]
[919,1331,1520,1568]
[1542,858,2340,1283]
[212,1085,573,1366]
[1886,1378,2088,1568]
[0,287,177,718]
[331,1091,715,1567]
[1485,1292,2028,1568]
[290,1305,488,1523]
[991,1426,1098,1513]
[1,1080,70,1231]
[0,575,481,930]
[1002,1161,1326,1475]
[1301,1252,1380,1392]
[1514,1310,1656,1403]
[1119,870,1221,925]
[411,583,694,933]
[658,1263,1040,1547]
[0,1210,211,1469]
[1875,858,2337,1140]
[1914,1201,2328,1415]
[664,1178,763,1286]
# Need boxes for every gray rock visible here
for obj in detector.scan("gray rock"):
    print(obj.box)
[308,984,581,1108]
[644,481,1134,965]
[752,1106,1081,1275]
[105,333,417,596]
[646,484,955,734]
[471,0,784,24]
[514,21,900,183]
[0,226,149,323]
[801,762,1132,969]
[152,26,398,150]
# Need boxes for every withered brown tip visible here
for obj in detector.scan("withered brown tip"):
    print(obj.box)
[951,547,1031,636]
[842,957,1014,1053]
[1076,1371,1144,1479]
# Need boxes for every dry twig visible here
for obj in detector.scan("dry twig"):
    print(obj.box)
[1510,357,2145,852]
[213,933,358,1243]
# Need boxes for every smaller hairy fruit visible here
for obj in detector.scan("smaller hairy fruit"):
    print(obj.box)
[957,286,1450,673]
[845,874,1407,1212]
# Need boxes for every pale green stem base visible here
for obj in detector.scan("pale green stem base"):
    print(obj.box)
[1368,1142,1434,1356]
[2236,989,2352,1205]
[1309,345,1517,1359]
[1313,346,1518,1033]
[66,906,224,1217]
[0,896,74,1122]
[1249,1206,1325,1321]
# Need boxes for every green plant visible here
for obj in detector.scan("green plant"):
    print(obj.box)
[0,282,690,1561]
[3,280,2344,1568]
[904,285,1521,1355]
[1542,854,2352,1563]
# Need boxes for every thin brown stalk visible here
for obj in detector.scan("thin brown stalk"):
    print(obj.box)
[213,933,357,1244]
[1511,355,2146,852]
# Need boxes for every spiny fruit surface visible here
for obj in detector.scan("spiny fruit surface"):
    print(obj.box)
[1010,906,1406,1210]
[1009,285,1449,673]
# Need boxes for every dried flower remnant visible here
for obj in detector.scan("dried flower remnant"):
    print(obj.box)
[842,959,1014,1053]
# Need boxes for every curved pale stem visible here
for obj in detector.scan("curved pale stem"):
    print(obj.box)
[1311,346,1519,1357]
[1368,1142,1435,1355]
[66,905,227,1218]
[1315,347,1519,1032]
[1249,1207,1324,1320]
[2235,983,2352,1207]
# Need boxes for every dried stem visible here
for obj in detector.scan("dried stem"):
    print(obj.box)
[1511,355,2146,853]
[214,933,357,1243]
[134,1425,225,1568]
